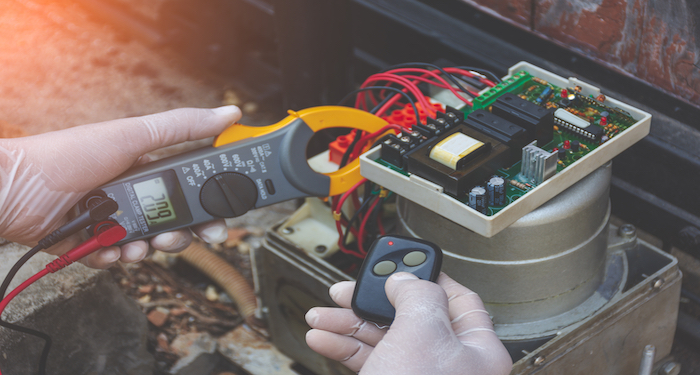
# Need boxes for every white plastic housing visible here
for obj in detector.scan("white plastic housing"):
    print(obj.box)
[360,61,651,237]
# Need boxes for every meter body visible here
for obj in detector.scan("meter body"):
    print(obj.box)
[77,106,390,245]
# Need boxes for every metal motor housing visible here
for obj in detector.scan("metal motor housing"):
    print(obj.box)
[397,163,612,327]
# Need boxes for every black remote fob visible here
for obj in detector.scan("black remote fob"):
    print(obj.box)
[351,235,443,325]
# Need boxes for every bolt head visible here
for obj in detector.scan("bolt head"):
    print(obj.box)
[652,278,665,290]
[532,355,545,366]
[281,227,294,234]
[618,224,636,238]
[314,245,327,254]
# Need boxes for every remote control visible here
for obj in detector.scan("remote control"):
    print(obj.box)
[351,235,443,325]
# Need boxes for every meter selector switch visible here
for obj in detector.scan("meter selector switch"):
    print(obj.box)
[199,172,258,218]
[351,235,443,325]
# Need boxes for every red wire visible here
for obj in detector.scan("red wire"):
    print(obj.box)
[333,179,368,258]
[397,74,477,103]
[333,179,366,214]
[349,124,403,160]
[385,68,477,102]
[357,196,383,254]
[360,73,432,113]
[0,269,49,317]
[375,93,404,117]
[351,190,361,210]
[395,74,476,95]
[443,67,497,87]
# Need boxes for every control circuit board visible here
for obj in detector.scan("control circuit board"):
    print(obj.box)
[360,62,651,237]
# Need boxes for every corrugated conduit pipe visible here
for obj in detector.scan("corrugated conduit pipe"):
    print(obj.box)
[179,242,260,326]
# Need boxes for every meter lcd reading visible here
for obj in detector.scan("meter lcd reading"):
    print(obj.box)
[126,169,193,234]
[133,177,176,226]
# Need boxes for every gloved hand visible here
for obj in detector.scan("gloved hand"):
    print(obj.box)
[0,106,241,268]
[305,272,513,375]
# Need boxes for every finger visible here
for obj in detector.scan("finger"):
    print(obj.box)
[437,273,495,338]
[19,106,242,192]
[99,105,242,159]
[384,272,451,332]
[119,241,150,263]
[306,307,387,347]
[79,246,121,269]
[150,229,193,253]
[328,281,356,308]
[133,154,152,166]
[305,329,373,372]
[191,220,228,244]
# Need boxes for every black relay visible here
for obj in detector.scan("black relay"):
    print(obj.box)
[491,93,554,146]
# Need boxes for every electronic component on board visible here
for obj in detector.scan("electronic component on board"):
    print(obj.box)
[487,176,506,206]
[535,86,553,105]
[406,125,512,196]
[491,93,554,145]
[520,141,557,184]
[558,148,567,160]
[381,131,430,169]
[508,179,528,190]
[360,62,651,237]
[464,109,529,150]
[429,132,486,169]
[554,108,604,141]
[468,186,488,214]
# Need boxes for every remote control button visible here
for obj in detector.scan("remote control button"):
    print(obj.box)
[403,251,427,267]
[373,260,397,276]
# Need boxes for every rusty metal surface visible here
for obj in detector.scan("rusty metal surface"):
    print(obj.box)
[459,0,700,105]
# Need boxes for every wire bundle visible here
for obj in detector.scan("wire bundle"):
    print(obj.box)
[332,63,500,259]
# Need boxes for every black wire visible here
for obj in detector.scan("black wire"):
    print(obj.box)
[365,196,386,239]
[343,194,379,249]
[379,62,473,99]
[0,244,51,375]
[0,244,44,299]
[339,129,363,168]
[453,66,503,83]
[0,319,51,374]
[338,86,422,126]
[338,90,403,168]
[370,94,394,115]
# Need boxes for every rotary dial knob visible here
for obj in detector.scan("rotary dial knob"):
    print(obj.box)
[199,172,258,218]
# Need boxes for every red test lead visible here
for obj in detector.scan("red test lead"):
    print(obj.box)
[0,224,126,316]
[46,224,127,273]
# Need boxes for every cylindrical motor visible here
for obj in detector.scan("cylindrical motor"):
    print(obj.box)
[487,176,506,206]
[397,163,612,332]
[468,186,488,214]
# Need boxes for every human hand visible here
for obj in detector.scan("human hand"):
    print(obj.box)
[305,272,512,375]
[0,106,241,268]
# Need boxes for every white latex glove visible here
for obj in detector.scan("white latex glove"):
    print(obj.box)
[0,106,241,268]
[305,272,512,375]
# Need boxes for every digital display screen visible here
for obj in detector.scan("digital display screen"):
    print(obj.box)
[133,177,177,226]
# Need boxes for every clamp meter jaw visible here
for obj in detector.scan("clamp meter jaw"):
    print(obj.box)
[77,106,390,245]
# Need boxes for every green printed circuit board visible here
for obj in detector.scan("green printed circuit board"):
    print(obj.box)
[373,69,641,217]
